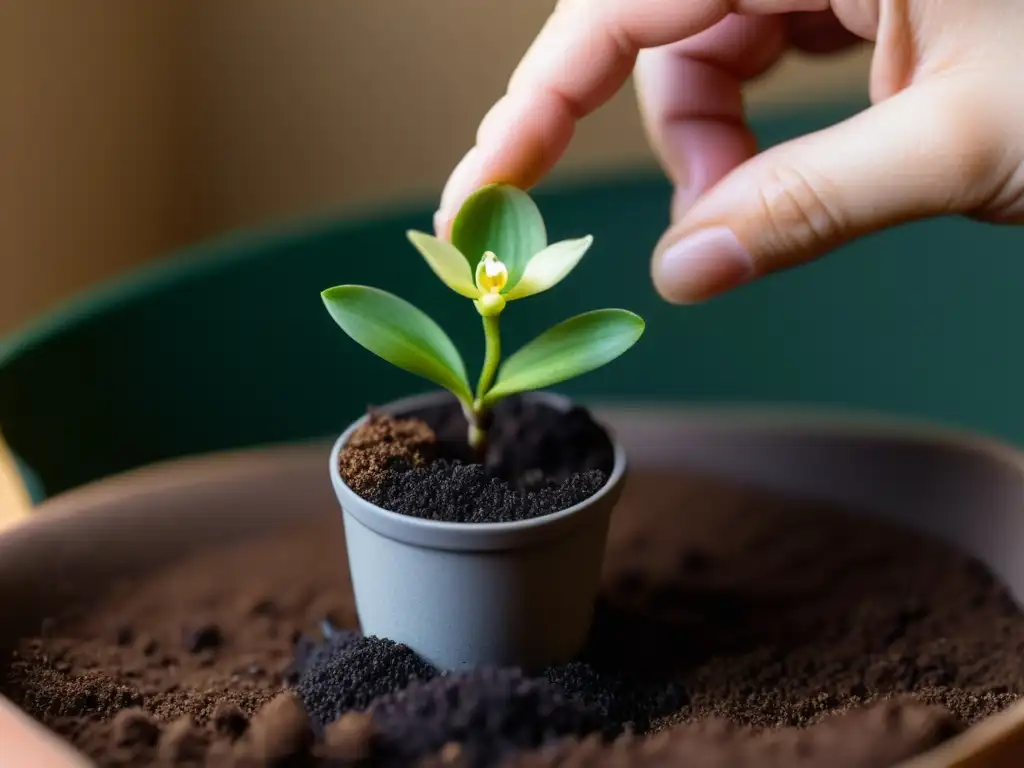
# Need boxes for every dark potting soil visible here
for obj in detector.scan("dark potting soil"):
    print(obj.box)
[338,396,614,523]
[291,628,687,766]
[5,469,1024,767]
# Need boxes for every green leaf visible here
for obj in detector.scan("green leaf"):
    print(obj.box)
[450,183,546,291]
[322,285,472,403]
[484,309,645,403]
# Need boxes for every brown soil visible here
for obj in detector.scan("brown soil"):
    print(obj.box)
[4,468,1024,767]
[338,411,436,498]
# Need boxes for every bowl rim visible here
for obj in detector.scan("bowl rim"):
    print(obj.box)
[7,401,1024,767]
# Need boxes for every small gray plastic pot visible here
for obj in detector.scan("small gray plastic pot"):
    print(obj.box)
[328,390,627,672]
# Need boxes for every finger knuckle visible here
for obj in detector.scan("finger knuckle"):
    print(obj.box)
[755,165,845,254]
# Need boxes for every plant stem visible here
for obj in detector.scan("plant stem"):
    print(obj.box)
[476,314,501,402]
[468,314,501,457]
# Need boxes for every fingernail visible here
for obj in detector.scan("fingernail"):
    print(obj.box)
[655,226,755,303]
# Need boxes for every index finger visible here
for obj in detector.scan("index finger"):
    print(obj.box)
[434,0,829,235]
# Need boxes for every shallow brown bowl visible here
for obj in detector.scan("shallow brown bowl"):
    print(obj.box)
[3,405,1024,767]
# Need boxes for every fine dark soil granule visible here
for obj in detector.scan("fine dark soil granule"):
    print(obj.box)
[289,630,686,766]
[295,630,436,728]
[366,668,611,767]
[367,461,608,524]
[5,468,1024,767]
[338,396,615,524]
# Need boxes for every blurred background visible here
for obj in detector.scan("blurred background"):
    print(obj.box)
[0,0,870,333]
[4,2,1024,509]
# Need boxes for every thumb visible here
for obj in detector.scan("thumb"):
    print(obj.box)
[651,77,1009,303]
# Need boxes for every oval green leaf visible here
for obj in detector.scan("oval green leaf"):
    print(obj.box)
[450,183,546,291]
[322,285,472,402]
[484,309,645,403]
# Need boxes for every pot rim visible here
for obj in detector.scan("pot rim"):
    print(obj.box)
[329,389,627,551]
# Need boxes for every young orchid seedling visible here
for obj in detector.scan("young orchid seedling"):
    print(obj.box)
[321,183,644,456]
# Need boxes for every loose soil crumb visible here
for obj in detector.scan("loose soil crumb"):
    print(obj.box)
[338,397,616,523]
[338,411,436,497]
[211,700,248,740]
[157,717,208,765]
[4,469,1024,767]
[235,691,315,764]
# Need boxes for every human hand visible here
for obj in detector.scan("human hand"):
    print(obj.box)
[0,696,90,767]
[434,0,1024,304]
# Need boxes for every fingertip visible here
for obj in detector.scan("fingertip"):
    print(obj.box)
[652,225,755,304]
[436,146,483,235]
[435,90,576,237]
[432,209,450,240]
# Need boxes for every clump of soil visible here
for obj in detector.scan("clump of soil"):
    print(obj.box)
[289,628,686,765]
[337,410,436,497]
[364,666,613,765]
[338,397,615,523]
[294,629,436,728]
[5,468,1024,767]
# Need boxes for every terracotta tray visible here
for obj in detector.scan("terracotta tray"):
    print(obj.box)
[3,405,1024,767]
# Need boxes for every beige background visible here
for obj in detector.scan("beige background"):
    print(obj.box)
[0,1,870,336]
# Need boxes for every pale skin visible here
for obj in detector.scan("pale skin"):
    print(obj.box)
[433,0,1024,304]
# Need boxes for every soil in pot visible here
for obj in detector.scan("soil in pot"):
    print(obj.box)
[4,433,1024,765]
[337,396,615,523]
